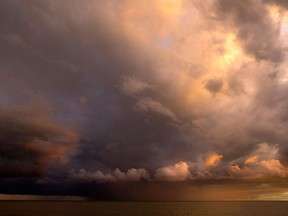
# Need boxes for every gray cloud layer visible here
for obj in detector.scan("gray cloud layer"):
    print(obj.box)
[1,0,288,182]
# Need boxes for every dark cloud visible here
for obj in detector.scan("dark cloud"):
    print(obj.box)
[0,0,201,174]
[0,103,77,177]
[67,168,150,183]
[205,78,223,93]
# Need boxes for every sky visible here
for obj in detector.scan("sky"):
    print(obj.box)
[1,0,288,200]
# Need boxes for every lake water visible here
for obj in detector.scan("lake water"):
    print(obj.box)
[0,201,287,216]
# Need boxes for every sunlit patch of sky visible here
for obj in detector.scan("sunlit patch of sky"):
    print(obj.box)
[257,191,288,200]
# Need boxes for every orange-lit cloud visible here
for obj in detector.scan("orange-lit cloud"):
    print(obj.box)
[245,156,258,164]
[205,152,223,168]
[155,161,190,181]
[120,0,185,41]
[228,159,287,179]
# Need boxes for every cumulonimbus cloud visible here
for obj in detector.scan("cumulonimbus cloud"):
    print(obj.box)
[2,0,288,186]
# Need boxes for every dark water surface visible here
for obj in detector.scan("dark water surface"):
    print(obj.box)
[0,201,287,216]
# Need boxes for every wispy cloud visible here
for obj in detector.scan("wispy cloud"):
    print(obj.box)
[134,97,181,123]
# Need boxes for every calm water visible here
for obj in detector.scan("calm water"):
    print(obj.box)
[0,201,287,216]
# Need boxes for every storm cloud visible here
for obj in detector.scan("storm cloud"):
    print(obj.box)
[1,0,288,198]
[0,103,77,177]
